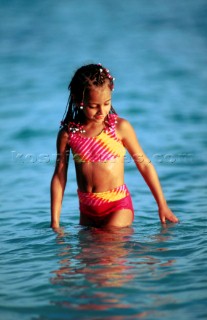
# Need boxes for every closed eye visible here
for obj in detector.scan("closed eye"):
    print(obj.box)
[88,105,98,109]
[88,103,110,109]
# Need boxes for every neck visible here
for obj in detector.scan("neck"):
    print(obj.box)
[83,118,106,128]
[81,120,105,137]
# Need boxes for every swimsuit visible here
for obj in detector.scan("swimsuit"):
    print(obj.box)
[68,114,134,219]
[78,184,134,219]
[68,114,126,163]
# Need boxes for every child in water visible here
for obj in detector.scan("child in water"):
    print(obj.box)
[50,63,178,229]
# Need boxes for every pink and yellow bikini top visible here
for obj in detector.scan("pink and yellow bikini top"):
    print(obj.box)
[68,114,126,163]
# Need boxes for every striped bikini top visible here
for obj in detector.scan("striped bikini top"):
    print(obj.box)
[68,114,126,163]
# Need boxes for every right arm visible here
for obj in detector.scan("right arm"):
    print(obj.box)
[50,129,70,229]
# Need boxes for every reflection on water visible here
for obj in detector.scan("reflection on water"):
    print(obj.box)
[49,226,177,319]
[52,227,134,286]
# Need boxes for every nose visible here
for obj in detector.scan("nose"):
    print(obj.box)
[98,105,104,114]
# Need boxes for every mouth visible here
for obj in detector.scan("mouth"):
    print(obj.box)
[95,115,105,120]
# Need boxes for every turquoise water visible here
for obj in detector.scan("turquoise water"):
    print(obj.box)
[1,0,207,319]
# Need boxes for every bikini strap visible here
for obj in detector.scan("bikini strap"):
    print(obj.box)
[66,114,118,134]
[104,114,118,133]
[67,122,85,134]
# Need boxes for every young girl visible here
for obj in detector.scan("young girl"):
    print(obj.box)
[50,63,178,229]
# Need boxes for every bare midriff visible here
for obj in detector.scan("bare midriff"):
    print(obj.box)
[75,157,125,193]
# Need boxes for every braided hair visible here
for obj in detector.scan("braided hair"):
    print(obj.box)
[61,63,117,128]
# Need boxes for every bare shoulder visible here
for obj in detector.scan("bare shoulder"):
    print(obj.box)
[116,116,146,157]
[57,127,69,140]
[116,117,136,139]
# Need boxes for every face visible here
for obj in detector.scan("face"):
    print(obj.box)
[82,83,112,123]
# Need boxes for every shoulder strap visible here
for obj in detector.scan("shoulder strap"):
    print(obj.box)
[104,114,118,132]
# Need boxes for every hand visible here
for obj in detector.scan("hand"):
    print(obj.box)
[51,225,65,237]
[158,205,179,224]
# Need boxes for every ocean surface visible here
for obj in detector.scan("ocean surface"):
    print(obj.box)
[0,0,207,319]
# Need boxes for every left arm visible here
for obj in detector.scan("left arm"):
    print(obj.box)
[118,118,179,223]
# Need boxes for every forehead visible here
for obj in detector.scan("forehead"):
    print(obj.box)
[86,83,112,101]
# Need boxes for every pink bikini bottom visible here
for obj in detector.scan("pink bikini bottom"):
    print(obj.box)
[77,184,134,219]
